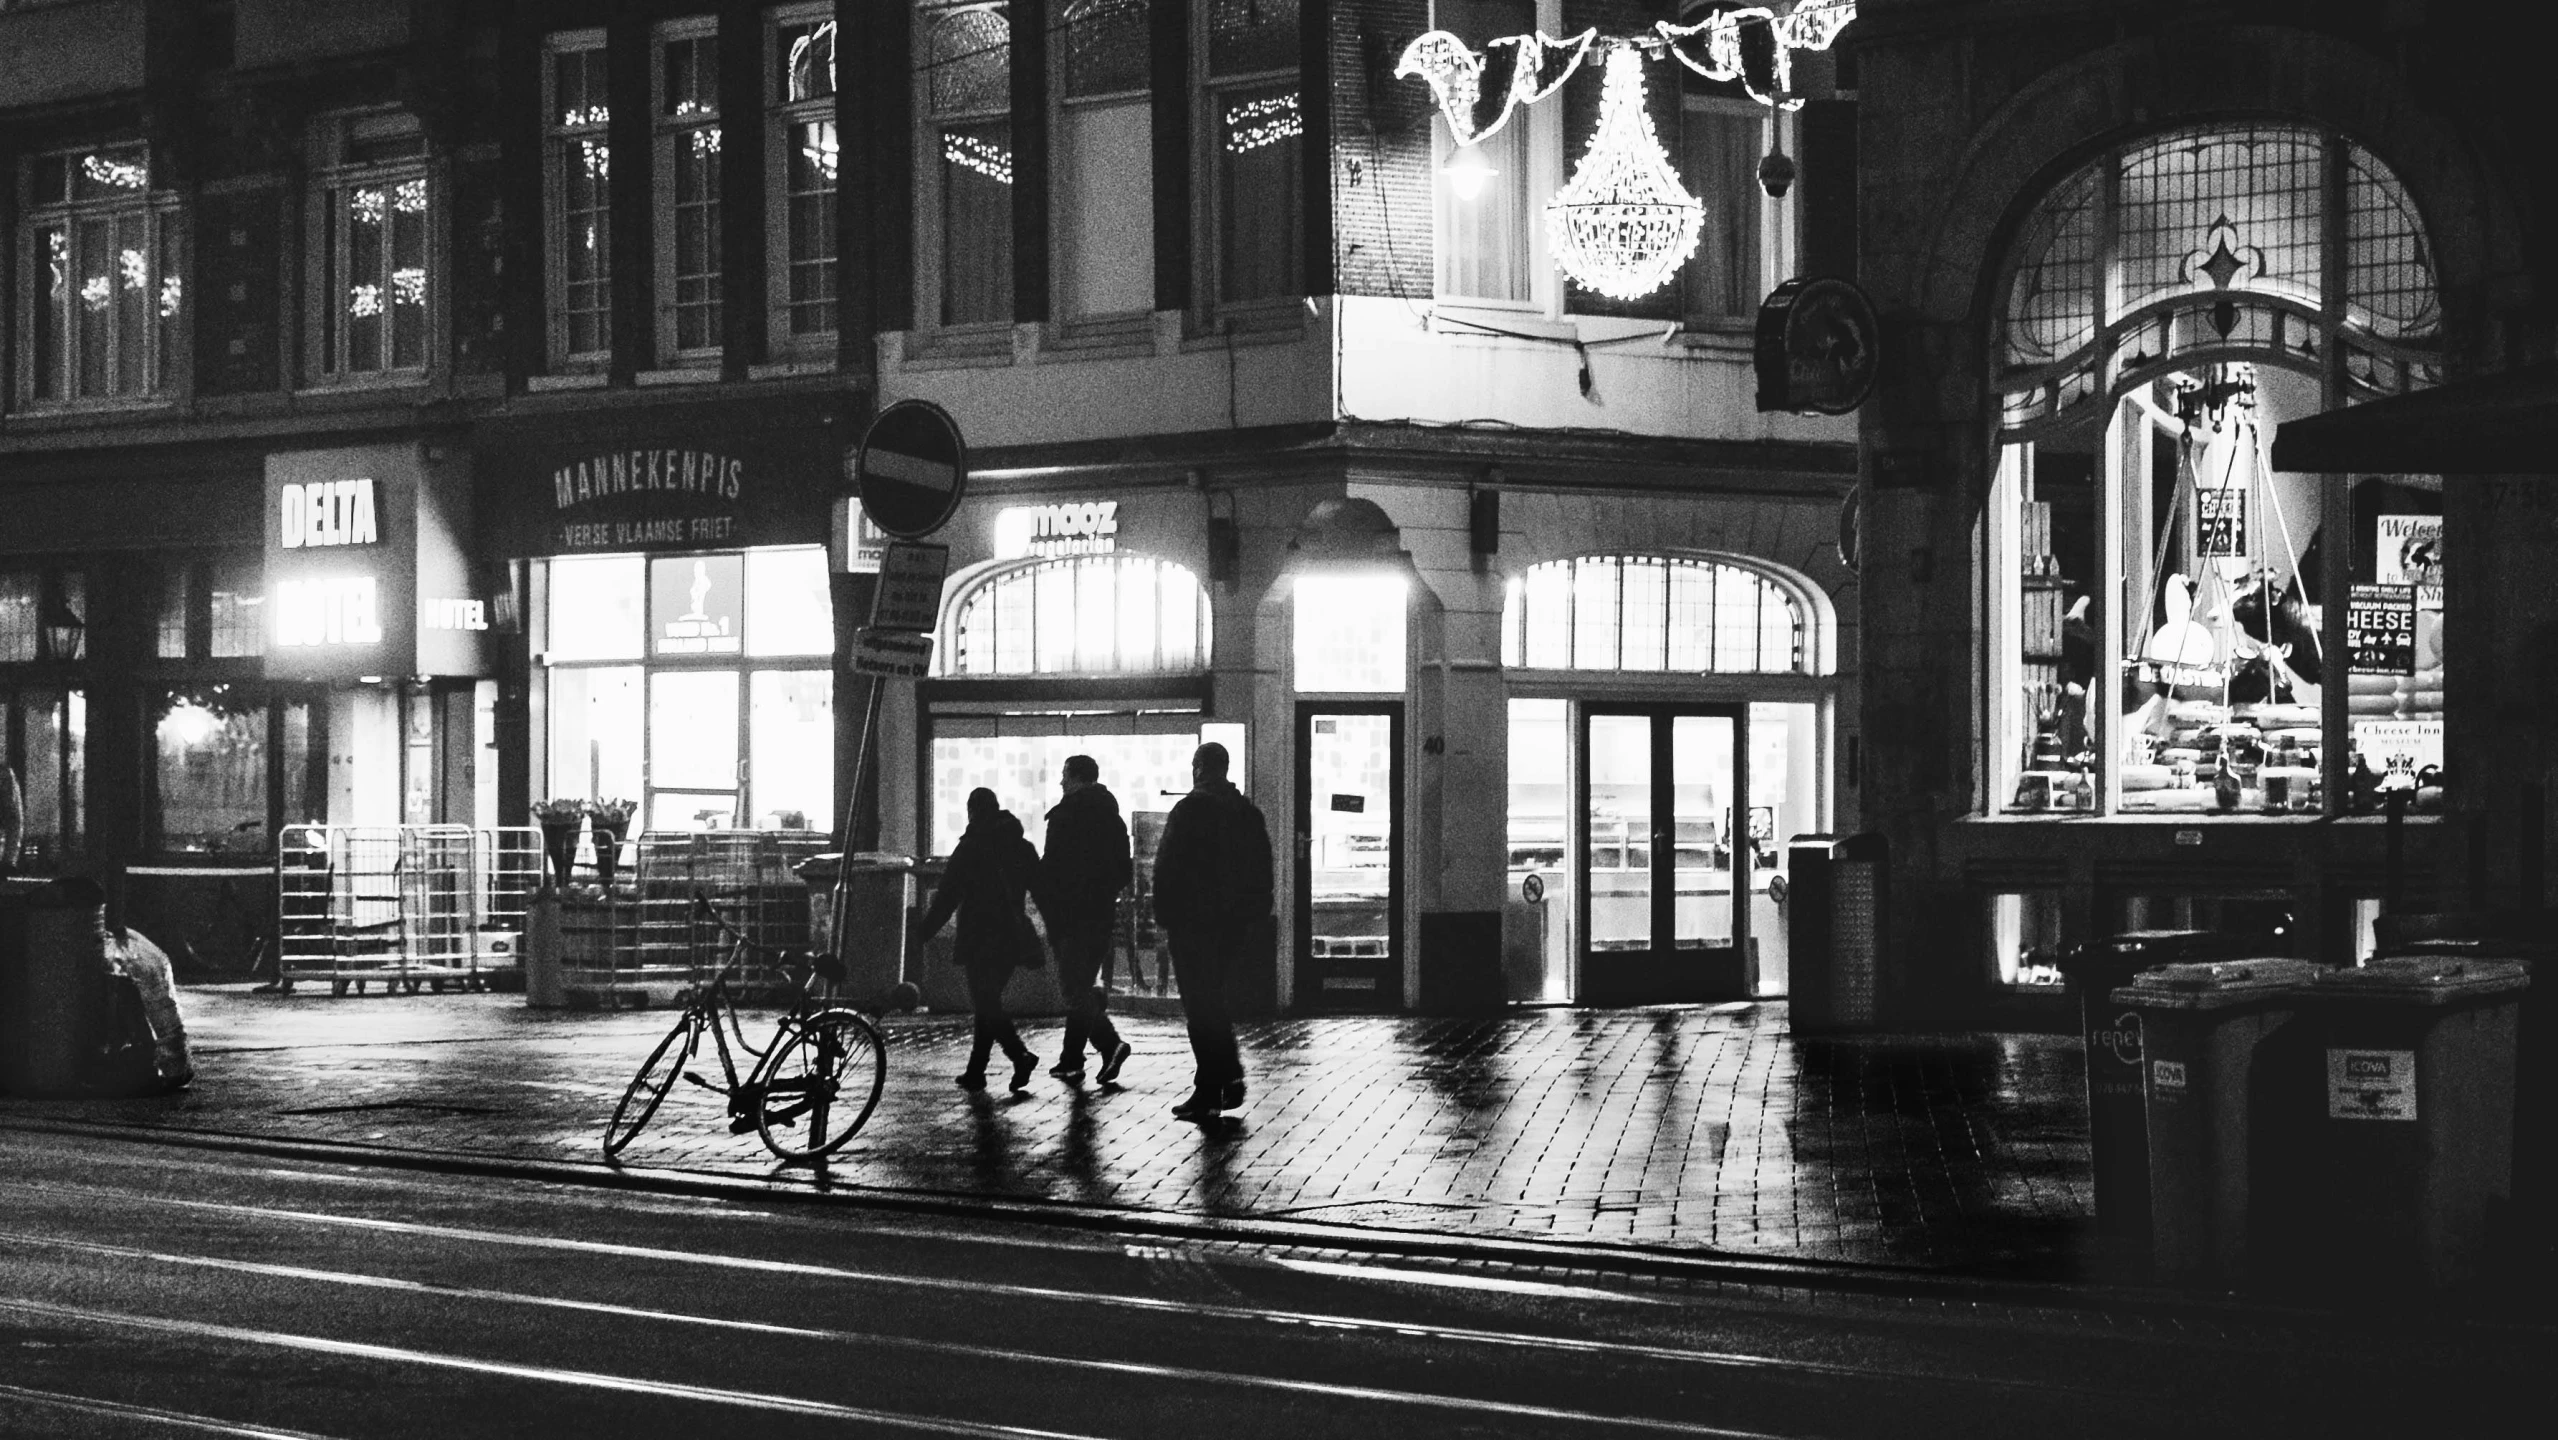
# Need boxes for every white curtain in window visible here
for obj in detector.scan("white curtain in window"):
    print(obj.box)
[1062,101,1155,316]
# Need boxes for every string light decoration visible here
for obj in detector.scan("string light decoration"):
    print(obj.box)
[81,153,149,190]
[1225,93,1303,154]
[1543,44,1702,300]
[1653,1,1855,110]
[943,133,1013,185]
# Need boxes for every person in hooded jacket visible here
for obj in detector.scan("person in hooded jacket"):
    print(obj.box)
[1034,754,1134,1085]
[914,788,1043,1091]
[1149,742,1272,1120]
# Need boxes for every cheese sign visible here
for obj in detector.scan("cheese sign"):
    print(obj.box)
[279,479,381,549]
[2196,487,2248,558]
[2346,583,2416,674]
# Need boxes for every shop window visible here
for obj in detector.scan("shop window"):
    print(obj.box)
[744,546,832,657]
[1501,555,1805,674]
[1432,0,1533,306]
[1987,890,2066,989]
[152,559,262,660]
[151,688,314,855]
[543,33,613,366]
[945,555,1211,676]
[14,141,185,409]
[1506,697,1568,1001]
[749,670,833,831]
[548,665,643,802]
[1055,0,1154,320]
[921,2,1015,329]
[1206,0,1301,306]
[1987,124,2444,818]
[657,21,725,362]
[1293,573,1406,693]
[545,555,646,660]
[307,111,431,382]
[0,572,40,664]
[4,688,85,869]
[770,8,839,347]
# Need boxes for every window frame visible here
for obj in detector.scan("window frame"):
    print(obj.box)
[939,554,1215,678]
[913,0,1017,350]
[542,29,614,371]
[652,16,727,367]
[1049,0,1156,334]
[1676,96,1791,330]
[1428,0,1545,313]
[302,110,437,388]
[1196,0,1305,324]
[1501,553,1817,677]
[766,4,840,358]
[12,141,188,411]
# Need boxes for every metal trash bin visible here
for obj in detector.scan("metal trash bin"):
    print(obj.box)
[2114,957,2319,1288]
[2289,955,2532,1294]
[2057,930,2254,1256]
[1786,834,1885,1031]
[798,852,919,1008]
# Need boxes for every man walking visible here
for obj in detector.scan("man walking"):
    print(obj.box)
[1149,741,1272,1120]
[1035,754,1134,1085]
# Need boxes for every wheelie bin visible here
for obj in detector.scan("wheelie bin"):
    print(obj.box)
[2287,955,2532,1294]
[2112,957,2319,1288]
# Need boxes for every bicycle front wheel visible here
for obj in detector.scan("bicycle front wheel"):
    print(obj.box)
[604,1018,697,1160]
[754,1008,886,1162]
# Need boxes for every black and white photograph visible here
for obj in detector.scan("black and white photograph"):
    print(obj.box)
[1,1,2550,1435]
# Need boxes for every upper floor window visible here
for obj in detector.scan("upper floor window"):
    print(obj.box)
[944,555,1211,676]
[156,556,267,661]
[1680,99,1769,325]
[921,2,1014,329]
[307,112,430,382]
[544,33,612,366]
[657,20,724,361]
[770,8,839,347]
[1432,0,1534,306]
[1054,0,1154,321]
[16,143,184,407]
[1205,0,1300,305]
[1502,555,1808,675]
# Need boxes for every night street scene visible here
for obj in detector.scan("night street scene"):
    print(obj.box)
[3,1,2555,1436]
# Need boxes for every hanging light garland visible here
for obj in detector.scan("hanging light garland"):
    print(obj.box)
[1398,3,1857,299]
[1544,44,1701,301]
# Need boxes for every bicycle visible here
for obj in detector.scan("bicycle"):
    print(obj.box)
[602,895,888,1164]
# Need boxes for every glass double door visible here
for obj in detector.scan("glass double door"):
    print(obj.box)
[1296,704,1402,1010]
[1579,704,1748,1004]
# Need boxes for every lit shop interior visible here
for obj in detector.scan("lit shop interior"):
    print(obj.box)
[1973,124,2446,986]
[535,547,836,835]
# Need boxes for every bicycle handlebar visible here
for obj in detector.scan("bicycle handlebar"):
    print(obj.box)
[690,893,843,993]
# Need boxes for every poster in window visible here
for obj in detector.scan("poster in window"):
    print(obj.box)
[2346,583,2416,674]
[650,553,744,656]
[2197,488,2249,558]
[2376,514,2443,608]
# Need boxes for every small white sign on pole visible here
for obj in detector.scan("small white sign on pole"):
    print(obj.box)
[870,542,951,633]
[851,628,936,679]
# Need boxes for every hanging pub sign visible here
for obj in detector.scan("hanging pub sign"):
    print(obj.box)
[2197,488,2250,558]
[1755,276,1881,415]
[264,443,491,681]
[2346,583,2418,674]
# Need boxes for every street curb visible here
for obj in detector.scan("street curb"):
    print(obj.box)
[8,1113,2546,1337]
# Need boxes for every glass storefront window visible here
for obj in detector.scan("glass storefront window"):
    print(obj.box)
[1989,123,2444,818]
[1293,574,1407,693]
[209,555,267,658]
[547,665,642,801]
[548,555,645,660]
[1503,555,1806,674]
[1989,891,2067,988]
[649,669,740,793]
[5,688,83,865]
[1506,698,1568,1002]
[749,669,832,831]
[946,555,1213,676]
[745,545,831,657]
[0,573,36,663]
[154,690,268,854]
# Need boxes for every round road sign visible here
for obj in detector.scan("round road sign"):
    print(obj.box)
[852,400,968,540]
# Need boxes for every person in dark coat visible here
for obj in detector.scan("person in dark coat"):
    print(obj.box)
[914,788,1042,1091]
[1149,742,1272,1119]
[1034,755,1134,1085]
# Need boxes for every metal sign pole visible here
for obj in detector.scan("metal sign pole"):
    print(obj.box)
[826,668,889,973]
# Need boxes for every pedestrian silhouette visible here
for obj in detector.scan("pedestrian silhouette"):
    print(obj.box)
[1034,754,1134,1086]
[1149,742,1272,1120]
[915,788,1043,1091]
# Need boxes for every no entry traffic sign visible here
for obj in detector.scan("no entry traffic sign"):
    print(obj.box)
[852,400,968,540]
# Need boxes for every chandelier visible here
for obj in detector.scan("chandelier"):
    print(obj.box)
[1544,45,1701,301]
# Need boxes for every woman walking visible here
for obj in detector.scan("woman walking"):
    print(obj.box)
[914,788,1043,1091]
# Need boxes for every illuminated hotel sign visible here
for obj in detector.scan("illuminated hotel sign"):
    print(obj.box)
[264,444,491,681]
[994,501,1119,559]
[279,479,381,549]
[274,577,384,646]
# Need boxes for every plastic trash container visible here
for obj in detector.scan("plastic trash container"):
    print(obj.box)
[2114,957,2319,1287]
[2289,955,2532,1294]
[2058,930,2254,1251]
[797,851,918,1007]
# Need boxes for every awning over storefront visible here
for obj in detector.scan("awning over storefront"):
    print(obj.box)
[2271,362,2558,474]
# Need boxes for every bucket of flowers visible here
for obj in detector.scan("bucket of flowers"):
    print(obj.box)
[587,798,637,889]
[531,798,587,889]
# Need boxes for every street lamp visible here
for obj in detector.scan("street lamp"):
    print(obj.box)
[39,591,84,663]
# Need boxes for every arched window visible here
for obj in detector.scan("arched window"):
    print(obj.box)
[943,555,1213,676]
[1999,124,2439,436]
[1501,555,1806,674]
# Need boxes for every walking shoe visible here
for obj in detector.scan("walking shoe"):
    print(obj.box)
[1010,1052,1040,1092]
[1096,1040,1133,1086]
[955,1071,988,1091]
[1219,1080,1247,1110]
[1049,1062,1086,1082]
[1170,1089,1222,1120]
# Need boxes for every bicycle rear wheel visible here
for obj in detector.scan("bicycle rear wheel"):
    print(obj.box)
[754,1008,886,1162]
[604,1017,697,1159]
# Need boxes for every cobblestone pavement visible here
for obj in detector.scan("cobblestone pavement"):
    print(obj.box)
[3,986,2097,1276]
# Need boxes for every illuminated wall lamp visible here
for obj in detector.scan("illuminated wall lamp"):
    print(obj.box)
[1443,144,1498,201]
[39,595,85,663]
